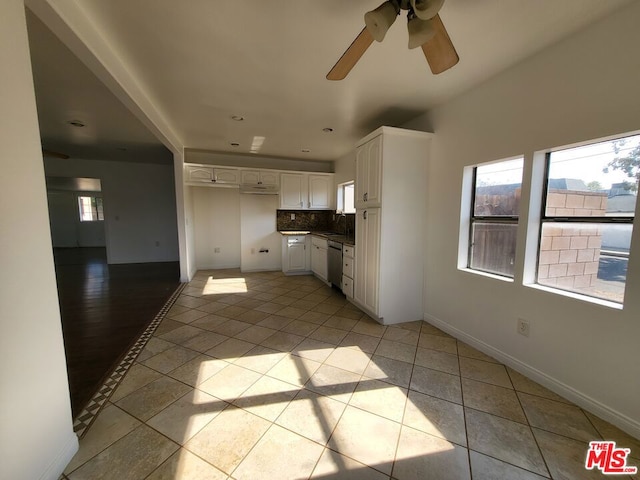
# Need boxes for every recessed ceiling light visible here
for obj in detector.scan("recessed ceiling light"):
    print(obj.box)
[67,120,85,127]
[301,149,310,153]
[230,142,240,147]
[231,115,244,121]
[322,127,334,133]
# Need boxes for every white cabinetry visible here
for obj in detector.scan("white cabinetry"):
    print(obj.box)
[310,236,328,281]
[355,134,382,208]
[353,127,433,325]
[280,173,307,209]
[308,174,333,209]
[280,173,334,210]
[186,165,240,185]
[282,235,310,275]
[241,170,279,187]
[342,245,355,298]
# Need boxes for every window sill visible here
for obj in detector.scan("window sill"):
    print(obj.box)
[459,268,514,283]
[524,283,623,310]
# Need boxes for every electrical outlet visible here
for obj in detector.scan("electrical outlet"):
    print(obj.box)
[517,318,530,337]
[290,213,295,220]
[214,247,220,253]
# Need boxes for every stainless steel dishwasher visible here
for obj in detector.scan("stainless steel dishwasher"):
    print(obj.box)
[327,240,343,289]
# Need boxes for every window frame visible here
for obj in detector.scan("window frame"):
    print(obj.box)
[336,181,355,214]
[467,160,523,279]
[536,148,636,303]
[78,195,104,222]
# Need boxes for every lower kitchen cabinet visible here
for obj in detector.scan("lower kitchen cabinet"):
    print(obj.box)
[282,235,310,275]
[342,245,355,298]
[310,236,328,281]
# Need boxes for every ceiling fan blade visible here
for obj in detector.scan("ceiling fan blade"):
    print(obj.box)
[420,14,459,74]
[327,27,374,81]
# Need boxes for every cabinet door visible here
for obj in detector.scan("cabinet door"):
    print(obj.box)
[354,208,380,315]
[259,171,280,186]
[355,145,368,208]
[241,170,261,185]
[213,168,239,184]
[280,173,306,209]
[309,175,333,209]
[187,166,214,183]
[311,245,328,280]
[355,135,383,208]
[287,243,306,272]
[365,135,382,206]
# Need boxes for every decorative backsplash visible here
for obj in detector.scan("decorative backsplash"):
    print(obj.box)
[277,210,355,239]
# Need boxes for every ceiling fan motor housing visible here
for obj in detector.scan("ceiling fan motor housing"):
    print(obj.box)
[410,0,445,20]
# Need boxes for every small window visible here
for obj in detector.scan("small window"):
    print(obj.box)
[337,181,355,214]
[78,196,104,222]
[469,158,524,277]
[537,134,639,303]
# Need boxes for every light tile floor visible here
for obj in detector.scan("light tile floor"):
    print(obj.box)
[62,269,640,480]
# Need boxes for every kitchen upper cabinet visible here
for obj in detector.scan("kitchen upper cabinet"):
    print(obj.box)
[241,170,279,187]
[352,127,433,325]
[280,173,334,210]
[309,174,334,209]
[280,173,307,209]
[185,165,239,185]
[355,134,382,208]
[214,168,240,184]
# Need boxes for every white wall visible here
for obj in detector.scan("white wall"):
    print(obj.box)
[44,157,179,264]
[240,194,282,272]
[334,150,356,186]
[47,191,106,247]
[410,2,640,437]
[192,187,241,269]
[0,2,77,478]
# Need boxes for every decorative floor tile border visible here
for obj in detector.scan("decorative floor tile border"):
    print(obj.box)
[72,283,187,438]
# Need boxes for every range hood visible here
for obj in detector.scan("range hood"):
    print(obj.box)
[239,184,279,195]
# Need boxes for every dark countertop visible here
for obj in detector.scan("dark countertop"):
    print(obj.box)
[279,230,355,247]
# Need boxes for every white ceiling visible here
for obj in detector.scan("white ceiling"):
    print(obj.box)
[26,0,631,164]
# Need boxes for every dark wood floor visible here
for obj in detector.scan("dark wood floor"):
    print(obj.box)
[54,248,180,416]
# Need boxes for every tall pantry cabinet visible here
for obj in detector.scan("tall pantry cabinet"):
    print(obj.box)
[353,126,433,325]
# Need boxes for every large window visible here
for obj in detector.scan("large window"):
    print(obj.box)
[537,135,639,303]
[468,158,524,277]
[78,195,104,222]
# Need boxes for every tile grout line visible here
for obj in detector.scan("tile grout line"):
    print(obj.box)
[72,282,187,438]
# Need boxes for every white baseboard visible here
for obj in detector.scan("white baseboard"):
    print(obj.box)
[424,312,640,441]
[39,430,78,480]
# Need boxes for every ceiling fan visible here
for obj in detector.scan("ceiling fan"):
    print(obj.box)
[327,0,458,80]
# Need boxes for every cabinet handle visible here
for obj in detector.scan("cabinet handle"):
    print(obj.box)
[364,192,368,202]
[258,181,262,184]
[363,210,367,220]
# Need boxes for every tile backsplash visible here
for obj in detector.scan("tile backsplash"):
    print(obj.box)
[277,210,355,238]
